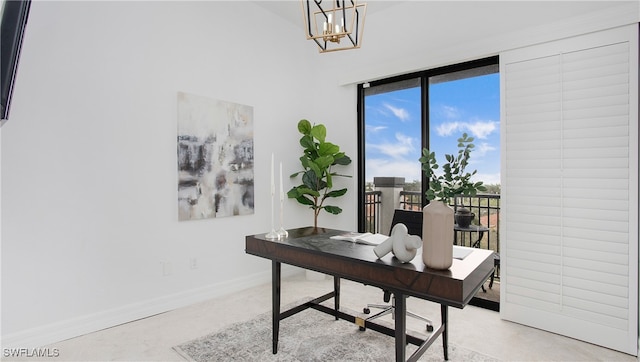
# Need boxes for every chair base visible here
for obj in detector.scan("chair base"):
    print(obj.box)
[363,297,434,332]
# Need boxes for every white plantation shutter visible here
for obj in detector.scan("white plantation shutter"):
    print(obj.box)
[500,25,638,354]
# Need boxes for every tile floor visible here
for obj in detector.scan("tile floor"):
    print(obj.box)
[8,273,638,361]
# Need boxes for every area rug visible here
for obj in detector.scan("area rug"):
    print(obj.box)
[173,301,499,362]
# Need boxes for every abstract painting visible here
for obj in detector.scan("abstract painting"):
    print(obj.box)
[177,92,254,221]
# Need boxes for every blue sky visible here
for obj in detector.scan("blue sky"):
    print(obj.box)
[364,73,500,186]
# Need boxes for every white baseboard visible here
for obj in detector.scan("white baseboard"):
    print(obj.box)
[1,265,302,349]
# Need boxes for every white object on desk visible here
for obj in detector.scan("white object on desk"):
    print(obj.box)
[330,232,388,246]
[373,223,422,263]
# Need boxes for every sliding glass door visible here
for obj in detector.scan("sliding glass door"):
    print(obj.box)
[357,57,499,234]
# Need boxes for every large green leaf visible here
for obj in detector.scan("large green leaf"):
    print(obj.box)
[314,155,334,170]
[288,185,320,197]
[318,142,339,156]
[323,205,343,215]
[299,155,311,170]
[298,119,312,135]
[302,171,321,191]
[295,195,315,206]
[286,187,299,198]
[334,154,352,166]
[300,187,320,197]
[326,188,347,198]
[305,160,321,178]
[287,186,301,198]
[299,135,315,150]
[310,124,326,142]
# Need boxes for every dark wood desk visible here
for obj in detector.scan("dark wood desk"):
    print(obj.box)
[245,227,494,362]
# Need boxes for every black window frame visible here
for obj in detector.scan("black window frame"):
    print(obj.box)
[356,56,499,232]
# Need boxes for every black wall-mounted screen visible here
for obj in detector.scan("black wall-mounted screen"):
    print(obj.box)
[1,0,31,121]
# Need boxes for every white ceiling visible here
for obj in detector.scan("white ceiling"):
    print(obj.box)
[253,1,627,32]
[253,0,634,85]
[252,1,407,29]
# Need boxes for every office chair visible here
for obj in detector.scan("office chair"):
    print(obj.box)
[362,209,434,332]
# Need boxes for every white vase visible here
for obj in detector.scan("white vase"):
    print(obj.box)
[422,201,454,270]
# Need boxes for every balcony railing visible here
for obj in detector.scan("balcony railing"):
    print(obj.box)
[453,194,500,254]
[365,188,500,277]
[364,190,382,234]
[399,190,422,211]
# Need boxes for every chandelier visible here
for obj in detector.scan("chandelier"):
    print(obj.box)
[300,0,367,53]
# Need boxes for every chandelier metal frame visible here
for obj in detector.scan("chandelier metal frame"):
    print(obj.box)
[301,0,367,53]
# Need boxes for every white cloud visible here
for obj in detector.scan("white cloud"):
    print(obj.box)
[436,120,498,139]
[365,131,424,183]
[365,158,422,184]
[466,120,497,139]
[367,132,416,160]
[441,105,461,120]
[436,122,464,136]
[383,103,410,122]
[366,124,387,133]
[475,142,496,157]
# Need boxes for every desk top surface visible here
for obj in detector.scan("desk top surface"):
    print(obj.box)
[246,227,494,308]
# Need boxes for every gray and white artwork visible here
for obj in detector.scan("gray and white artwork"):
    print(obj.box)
[177,92,254,221]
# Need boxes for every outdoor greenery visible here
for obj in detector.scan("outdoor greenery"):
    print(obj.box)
[288,119,352,228]
[403,180,422,191]
[419,133,487,204]
[368,179,500,194]
[483,184,501,194]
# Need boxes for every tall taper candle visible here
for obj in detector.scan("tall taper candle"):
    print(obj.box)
[266,152,278,240]
[270,153,275,197]
[277,160,288,239]
[279,162,284,202]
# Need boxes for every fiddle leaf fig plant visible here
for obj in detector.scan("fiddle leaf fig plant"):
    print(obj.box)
[287,119,352,228]
[419,133,486,204]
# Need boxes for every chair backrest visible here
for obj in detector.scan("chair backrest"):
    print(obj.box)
[390,209,423,237]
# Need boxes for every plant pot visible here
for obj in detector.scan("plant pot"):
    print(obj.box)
[422,201,454,270]
[455,207,475,228]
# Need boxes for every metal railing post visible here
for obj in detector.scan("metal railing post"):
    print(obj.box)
[373,177,405,235]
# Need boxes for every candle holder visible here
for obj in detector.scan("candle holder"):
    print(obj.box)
[276,228,288,239]
[265,229,279,240]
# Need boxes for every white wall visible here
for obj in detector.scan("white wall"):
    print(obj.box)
[1,0,637,349]
[0,0,350,347]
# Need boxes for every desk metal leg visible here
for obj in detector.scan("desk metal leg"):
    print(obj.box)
[394,292,407,362]
[272,261,281,354]
[441,304,448,360]
[333,276,340,320]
